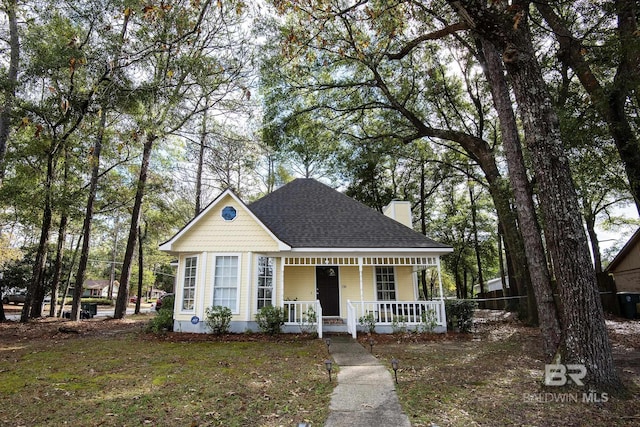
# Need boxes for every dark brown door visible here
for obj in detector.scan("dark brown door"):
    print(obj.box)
[316,266,339,316]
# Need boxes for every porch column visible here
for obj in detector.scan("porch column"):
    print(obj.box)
[436,256,445,300]
[358,257,364,304]
[279,256,285,306]
[437,255,447,329]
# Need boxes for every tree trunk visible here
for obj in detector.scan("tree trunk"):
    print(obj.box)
[585,213,603,274]
[21,153,54,322]
[135,223,146,314]
[468,179,485,296]
[479,37,560,356]
[71,111,105,320]
[450,1,621,390]
[50,213,68,317]
[58,235,82,317]
[108,221,119,300]
[0,0,19,182]
[195,108,207,216]
[114,133,156,319]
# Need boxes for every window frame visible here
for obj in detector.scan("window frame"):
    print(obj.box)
[212,254,241,314]
[180,255,198,312]
[375,266,397,301]
[256,256,275,311]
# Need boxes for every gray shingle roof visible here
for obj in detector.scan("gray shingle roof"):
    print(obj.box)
[248,178,449,249]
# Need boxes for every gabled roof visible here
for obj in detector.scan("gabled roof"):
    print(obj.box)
[605,227,640,272]
[248,178,450,250]
[159,188,291,252]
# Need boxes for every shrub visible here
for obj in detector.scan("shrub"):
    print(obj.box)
[147,308,174,334]
[205,305,233,334]
[358,312,376,334]
[299,306,317,335]
[445,299,477,333]
[416,308,438,333]
[391,315,408,334]
[255,306,287,335]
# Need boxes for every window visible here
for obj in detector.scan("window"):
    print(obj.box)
[182,256,197,311]
[376,266,396,300]
[213,255,239,312]
[257,256,274,310]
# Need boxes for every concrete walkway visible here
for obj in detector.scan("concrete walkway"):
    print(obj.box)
[324,335,411,427]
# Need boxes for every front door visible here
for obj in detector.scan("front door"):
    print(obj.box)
[316,266,339,316]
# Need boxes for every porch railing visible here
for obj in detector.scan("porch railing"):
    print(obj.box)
[347,301,357,338]
[347,300,447,338]
[283,300,323,338]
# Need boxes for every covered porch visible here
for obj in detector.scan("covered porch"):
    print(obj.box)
[276,254,448,338]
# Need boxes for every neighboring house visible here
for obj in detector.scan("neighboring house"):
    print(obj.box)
[606,228,640,294]
[82,280,119,298]
[159,178,453,336]
[605,228,640,319]
[474,277,510,295]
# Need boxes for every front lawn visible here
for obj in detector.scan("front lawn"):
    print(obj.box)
[369,312,640,426]
[0,316,333,427]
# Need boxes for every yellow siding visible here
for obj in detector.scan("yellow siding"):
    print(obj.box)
[171,194,281,253]
[383,201,412,228]
[395,267,417,300]
[340,267,363,316]
[284,266,315,301]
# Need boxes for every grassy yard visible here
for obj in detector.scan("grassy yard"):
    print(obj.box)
[1,312,638,426]
[0,316,333,427]
[367,312,640,427]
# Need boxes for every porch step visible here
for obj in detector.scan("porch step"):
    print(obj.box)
[323,317,345,325]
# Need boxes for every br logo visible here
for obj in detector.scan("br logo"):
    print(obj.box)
[545,364,586,386]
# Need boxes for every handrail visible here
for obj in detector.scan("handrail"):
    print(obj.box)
[351,300,446,326]
[316,300,323,339]
[346,300,357,339]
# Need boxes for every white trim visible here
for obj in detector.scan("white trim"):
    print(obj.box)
[178,254,199,315]
[254,255,276,313]
[374,265,397,302]
[288,247,453,254]
[246,252,253,321]
[279,257,285,307]
[358,257,364,305]
[159,189,291,252]
[211,253,242,315]
[199,252,207,319]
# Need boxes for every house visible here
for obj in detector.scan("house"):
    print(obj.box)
[474,276,509,295]
[159,178,453,336]
[605,228,640,318]
[82,280,119,298]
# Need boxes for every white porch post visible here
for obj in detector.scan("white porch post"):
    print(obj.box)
[437,256,447,328]
[358,257,364,304]
[279,256,285,306]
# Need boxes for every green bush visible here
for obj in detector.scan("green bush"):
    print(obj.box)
[147,307,174,333]
[358,312,376,334]
[416,308,438,333]
[445,299,476,333]
[391,315,408,334]
[205,305,232,334]
[255,306,287,335]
